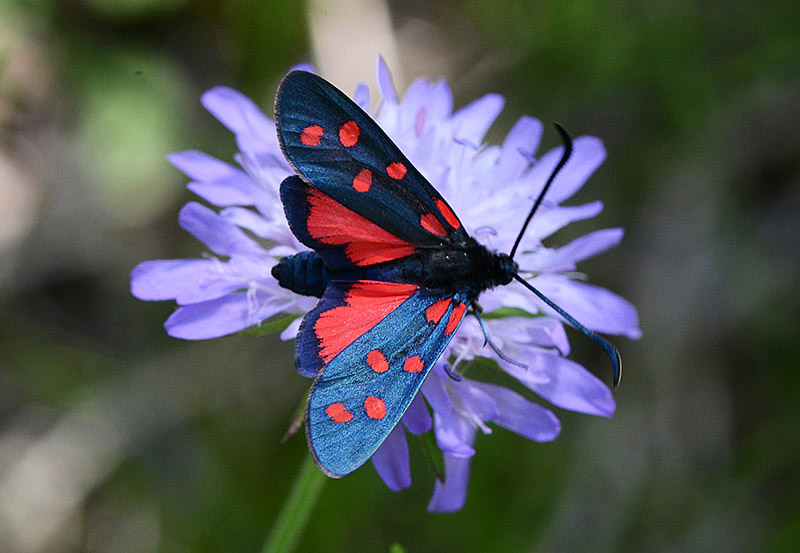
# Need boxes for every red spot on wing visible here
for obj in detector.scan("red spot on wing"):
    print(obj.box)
[386,162,407,180]
[367,349,389,373]
[425,298,452,324]
[420,213,447,237]
[325,403,353,423]
[315,282,418,363]
[339,120,360,147]
[403,355,424,373]
[306,187,416,265]
[352,169,372,193]
[436,200,462,230]
[445,302,467,335]
[301,125,323,146]
[364,396,387,419]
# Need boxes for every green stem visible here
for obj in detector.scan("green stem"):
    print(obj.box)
[261,455,326,553]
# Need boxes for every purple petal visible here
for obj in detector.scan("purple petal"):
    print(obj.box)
[400,78,453,135]
[220,207,274,238]
[237,151,291,175]
[131,259,208,301]
[279,316,302,341]
[371,425,411,491]
[186,181,262,207]
[432,410,476,458]
[450,93,504,146]
[549,136,606,203]
[482,315,568,357]
[527,318,570,355]
[531,201,605,242]
[507,354,616,417]
[201,86,279,156]
[377,56,397,104]
[427,453,471,513]
[424,80,453,123]
[421,368,453,414]
[167,151,263,207]
[168,150,237,181]
[523,136,605,205]
[353,83,370,111]
[178,202,264,258]
[470,382,561,441]
[289,62,315,73]
[535,228,624,272]
[202,86,271,136]
[164,289,289,339]
[498,116,543,182]
[535,275,642,338]
[402,394,432,435]
[453,381,498,422]
[131,259,240,304]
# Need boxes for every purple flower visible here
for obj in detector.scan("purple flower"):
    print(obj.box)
[131,59,641,513]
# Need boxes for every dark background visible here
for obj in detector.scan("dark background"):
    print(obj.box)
[1,1,798,552]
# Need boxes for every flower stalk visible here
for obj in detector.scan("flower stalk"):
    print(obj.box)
[261,455,326,553]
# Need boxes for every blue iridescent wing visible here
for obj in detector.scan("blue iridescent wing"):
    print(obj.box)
[275,70,469,269]
[300,280,469,477]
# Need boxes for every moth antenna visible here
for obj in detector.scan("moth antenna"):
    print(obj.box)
[512,273,622,387]
[472,307,529,370]
[509,123,573,260]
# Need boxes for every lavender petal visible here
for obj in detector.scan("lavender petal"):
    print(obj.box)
[377,56,397,104]
[201,86,280,157]
[498,116,543,182]
[371,425,411,491]
[164,290,289,340]
[508,353,616,417]
[471,381,561,441]
[534,275,642,338]
[450,93,505,146]
[178,202,264,258]
[402,394,432,435]
[131,259,239,304]
[427,453,472,513]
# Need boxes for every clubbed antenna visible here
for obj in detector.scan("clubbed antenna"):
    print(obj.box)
[512,275,622,387]
[508,124,622,387]
[509,122,573,261]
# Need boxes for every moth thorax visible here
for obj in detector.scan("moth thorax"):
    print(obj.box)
[486,251,517,287]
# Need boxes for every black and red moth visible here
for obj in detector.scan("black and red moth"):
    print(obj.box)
[272,70,620,478]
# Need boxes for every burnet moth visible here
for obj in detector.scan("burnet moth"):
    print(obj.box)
[272,70,621,478]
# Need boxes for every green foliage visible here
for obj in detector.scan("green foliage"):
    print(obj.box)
[481,306,538,319]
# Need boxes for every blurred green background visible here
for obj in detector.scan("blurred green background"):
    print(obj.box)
[1,0,798,552]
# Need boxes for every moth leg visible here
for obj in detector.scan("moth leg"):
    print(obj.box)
[470,303,528,370]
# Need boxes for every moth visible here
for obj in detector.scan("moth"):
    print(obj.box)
[272,70,620,477]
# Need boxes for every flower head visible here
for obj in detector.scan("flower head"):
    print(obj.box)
[131,58,640,512]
